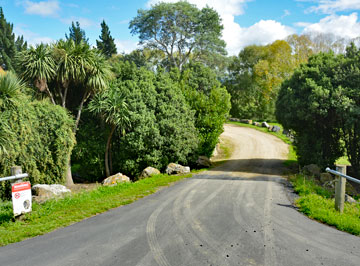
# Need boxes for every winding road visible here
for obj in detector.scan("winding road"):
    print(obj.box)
[1,124,359,266]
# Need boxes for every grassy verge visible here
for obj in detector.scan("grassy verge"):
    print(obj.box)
[0,173,192,246]
[228,121,297,166]
[211,136,235,168]
[290,174,360,236]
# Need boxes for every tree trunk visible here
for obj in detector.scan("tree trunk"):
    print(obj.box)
[109,142,113,174]
[105,125,116,177]
[73,91,91,134]
[66,91,91,185]
[65,160,74,186]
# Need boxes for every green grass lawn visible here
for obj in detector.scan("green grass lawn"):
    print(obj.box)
[290,174,360,236]
[0,173,192,246]
[228,121,297,165]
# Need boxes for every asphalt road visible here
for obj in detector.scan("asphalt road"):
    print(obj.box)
[1,124,359,266]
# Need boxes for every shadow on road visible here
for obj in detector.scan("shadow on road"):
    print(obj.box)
[210,158,287,176]
[193,174,283,182]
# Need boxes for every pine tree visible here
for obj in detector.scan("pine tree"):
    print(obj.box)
[0,7,16,71]
[15,35,27,52]
[65,21,89,45]
[96,20,117,58]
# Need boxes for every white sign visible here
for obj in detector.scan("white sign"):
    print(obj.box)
[12,182,32,216]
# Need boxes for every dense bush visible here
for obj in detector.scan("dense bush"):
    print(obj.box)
[82,62,198,179]
[0,73,75,199]
[71,110,106,181]
[276,53,345,169]
[177,62,231,157]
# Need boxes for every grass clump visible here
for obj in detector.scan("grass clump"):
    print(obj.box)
[290,174,360,236]
[0,173,192,246]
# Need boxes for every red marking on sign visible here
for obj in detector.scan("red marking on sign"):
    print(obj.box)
[14,193,20,199]
[12,182,31,192]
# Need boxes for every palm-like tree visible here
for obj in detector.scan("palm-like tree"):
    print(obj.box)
[0,72,23,155]
[0,71,25,109]
[17,39,113,184]
[53,40,112,184]
[17,44,56,104]
[88,85,130,177]
[53,40,112,133]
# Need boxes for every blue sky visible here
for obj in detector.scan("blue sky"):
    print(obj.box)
[1,0,360,55]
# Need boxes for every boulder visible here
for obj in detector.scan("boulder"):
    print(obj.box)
[102,173,130,186]
[139,167,160,179]
[261,122,270,128]
[346,182,358,196]
[253,122,261,127]
[166,163,190,175]
[197,156,212,168]
[282,129,291,136]
[32,184,71,203]
[240,119,252,124]
[303,164,321,177]
[212,143,221,157]
[272,126,281,133]
[345,194,357,204]
[229,118,240,122]
[320,173,333,183]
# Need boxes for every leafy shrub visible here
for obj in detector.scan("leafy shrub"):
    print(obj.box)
[84,62,198,179]
[71,110,106,182]
[0,73,75,199]
[276,53,345,169]
[176,62,231,157]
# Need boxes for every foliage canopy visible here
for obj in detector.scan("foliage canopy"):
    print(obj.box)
[129,1,226,70]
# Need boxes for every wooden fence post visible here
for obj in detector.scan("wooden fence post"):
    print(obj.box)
[335,165,346,213]
[10,166,23,183]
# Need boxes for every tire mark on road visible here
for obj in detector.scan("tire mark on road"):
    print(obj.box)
[172,179,230,266]
[263,180,277,266]
[143,179,202,266]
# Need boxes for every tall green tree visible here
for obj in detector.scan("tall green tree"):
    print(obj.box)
[15,35,27,52]
[0,7,16,71]
[336,43,360,177]
[176,62,231,157]
[18,39,112,184]
[276,52,346,169]
[96,20,117,58]
[65,21,89,45]
[226,40,299,120]
[17,44,56,104]
[88,84,130,177]
[129,1,226,70]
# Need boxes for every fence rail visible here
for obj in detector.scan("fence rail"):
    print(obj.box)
[0,173,28,182]
[325,167,360,184]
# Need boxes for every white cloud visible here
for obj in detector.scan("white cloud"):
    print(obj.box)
[282,9,291,18]
[145,0,293,55]
[294,22,312,28]
[225,20,294,54]
[302,12,360,39]
[308,0,360,14]
[115,40,139,54]
[22,0,60,17]
[60,17,94,28]
[14,25,54,46]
